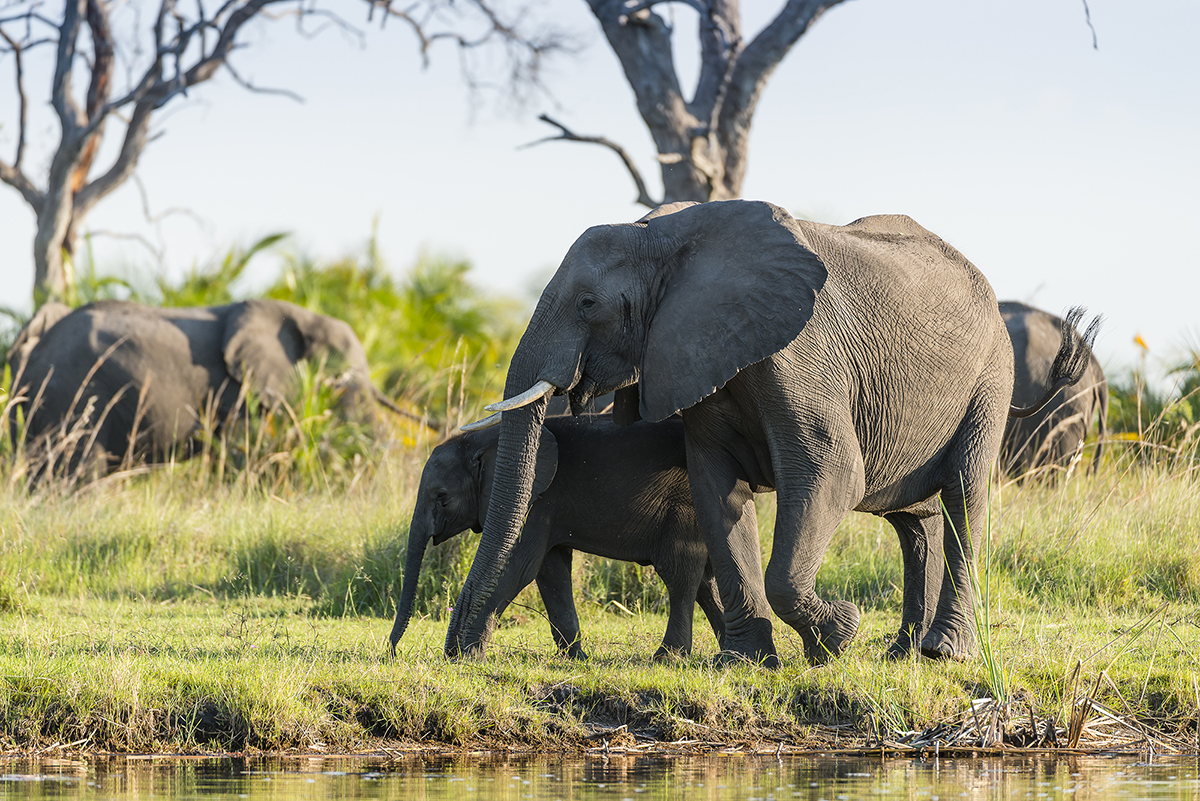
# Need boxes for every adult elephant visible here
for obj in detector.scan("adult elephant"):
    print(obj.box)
[1000,301,1108,478]
[449,200,1093,666]
[9,298,396,476]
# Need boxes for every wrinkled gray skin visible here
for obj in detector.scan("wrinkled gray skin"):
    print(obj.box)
[390,415,724,660]
[9,299,380,475]
[448,200,1090,667]
[1000,301,1108,478]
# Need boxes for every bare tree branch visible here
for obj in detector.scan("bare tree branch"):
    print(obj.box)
[1,0,572,302]
[0,25,44,209]
[1081,0,1098,50]
[717,0,847,192]
[523,113,661,208]
[223,60,305,102]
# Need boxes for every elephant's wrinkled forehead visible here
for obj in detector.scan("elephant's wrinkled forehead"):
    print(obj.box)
[558,224,638,276]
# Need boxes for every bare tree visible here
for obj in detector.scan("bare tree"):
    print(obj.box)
[0,0,565,305]
[528,0,849,206]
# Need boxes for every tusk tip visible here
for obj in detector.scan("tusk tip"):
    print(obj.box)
[461,411,502,431]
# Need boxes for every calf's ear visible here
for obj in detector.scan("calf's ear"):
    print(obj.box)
[474,425,559,524]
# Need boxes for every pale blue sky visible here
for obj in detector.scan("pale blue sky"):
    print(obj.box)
[2,0,1197,383]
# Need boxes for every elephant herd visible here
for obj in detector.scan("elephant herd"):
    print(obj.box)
[7,200,1106,668]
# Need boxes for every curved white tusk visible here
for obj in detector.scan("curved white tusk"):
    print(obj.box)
[460,412,502,432]
[485,379,557,412]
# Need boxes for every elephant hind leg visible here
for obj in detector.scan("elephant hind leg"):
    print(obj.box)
[696,564,726,651]
[884,510,944,660]
[536,546,586,659]
[920,396,1004,661]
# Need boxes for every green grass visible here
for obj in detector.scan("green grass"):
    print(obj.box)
[0,455,1197,753]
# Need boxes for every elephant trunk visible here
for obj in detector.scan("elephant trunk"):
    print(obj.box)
[389,507,432,654]
[445,380,552,657]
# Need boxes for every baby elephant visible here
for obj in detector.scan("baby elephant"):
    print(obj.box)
[389,415,724,660]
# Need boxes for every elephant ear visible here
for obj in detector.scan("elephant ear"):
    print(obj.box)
[221,300,307,401]
[474,425,559,525]
[638,200,828,422]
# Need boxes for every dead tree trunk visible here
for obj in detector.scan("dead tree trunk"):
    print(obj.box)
[535,0,849,205]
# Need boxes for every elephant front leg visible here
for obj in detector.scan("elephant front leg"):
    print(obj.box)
[884,510,945,660]
[766,438,866,664]
[683,436,777,668]
[535,546,586,659]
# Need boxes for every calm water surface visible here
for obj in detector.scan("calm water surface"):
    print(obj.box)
[2,754,1198,800]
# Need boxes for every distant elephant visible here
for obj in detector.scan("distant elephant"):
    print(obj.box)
[449,200,1094,666]
[9,298,396,476]
[1000,301,1108,477]
[390,414,724,660]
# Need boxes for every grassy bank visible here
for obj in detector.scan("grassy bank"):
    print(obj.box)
[0,454,1197,755]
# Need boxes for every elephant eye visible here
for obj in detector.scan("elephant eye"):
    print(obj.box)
[577,296,597,315]
[435,490,450,509]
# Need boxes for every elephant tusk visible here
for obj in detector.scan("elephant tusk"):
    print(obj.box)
[485,379,557,412]
[461,411,502,431]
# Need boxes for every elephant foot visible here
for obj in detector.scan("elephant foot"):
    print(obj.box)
[885,624,922,661]
[563,643,589,661]
[714,616,779,669]
[798,600,860,665]
[919,625,975,661]
[713,649,781,670]
[652,643,693,662]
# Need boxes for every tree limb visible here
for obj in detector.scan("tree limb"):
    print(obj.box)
[716,0,847,192]
[50,0,87,134]
[522,114,661,208]
[0,25,44,209]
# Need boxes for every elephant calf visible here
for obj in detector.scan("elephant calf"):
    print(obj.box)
[1001,301,1108,477]
[390,415,724,660]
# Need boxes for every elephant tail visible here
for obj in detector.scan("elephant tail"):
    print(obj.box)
[1010,307,1102,419]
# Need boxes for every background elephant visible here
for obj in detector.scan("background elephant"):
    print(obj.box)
[448,200,1093,666]
[9,298,392,476]
[390,414,724,660]
[1000,301,1108,477]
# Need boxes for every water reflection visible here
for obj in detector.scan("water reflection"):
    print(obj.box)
[1,753,1197,799]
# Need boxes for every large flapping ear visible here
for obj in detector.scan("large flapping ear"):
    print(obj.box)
[221,300,307,401]
[637,200,828,421]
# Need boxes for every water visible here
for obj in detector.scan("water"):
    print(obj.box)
[1,754,1198,799]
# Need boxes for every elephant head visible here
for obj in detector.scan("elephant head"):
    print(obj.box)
[390,424,558,652]
[220,299,376,415]
[445,200,827,656]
